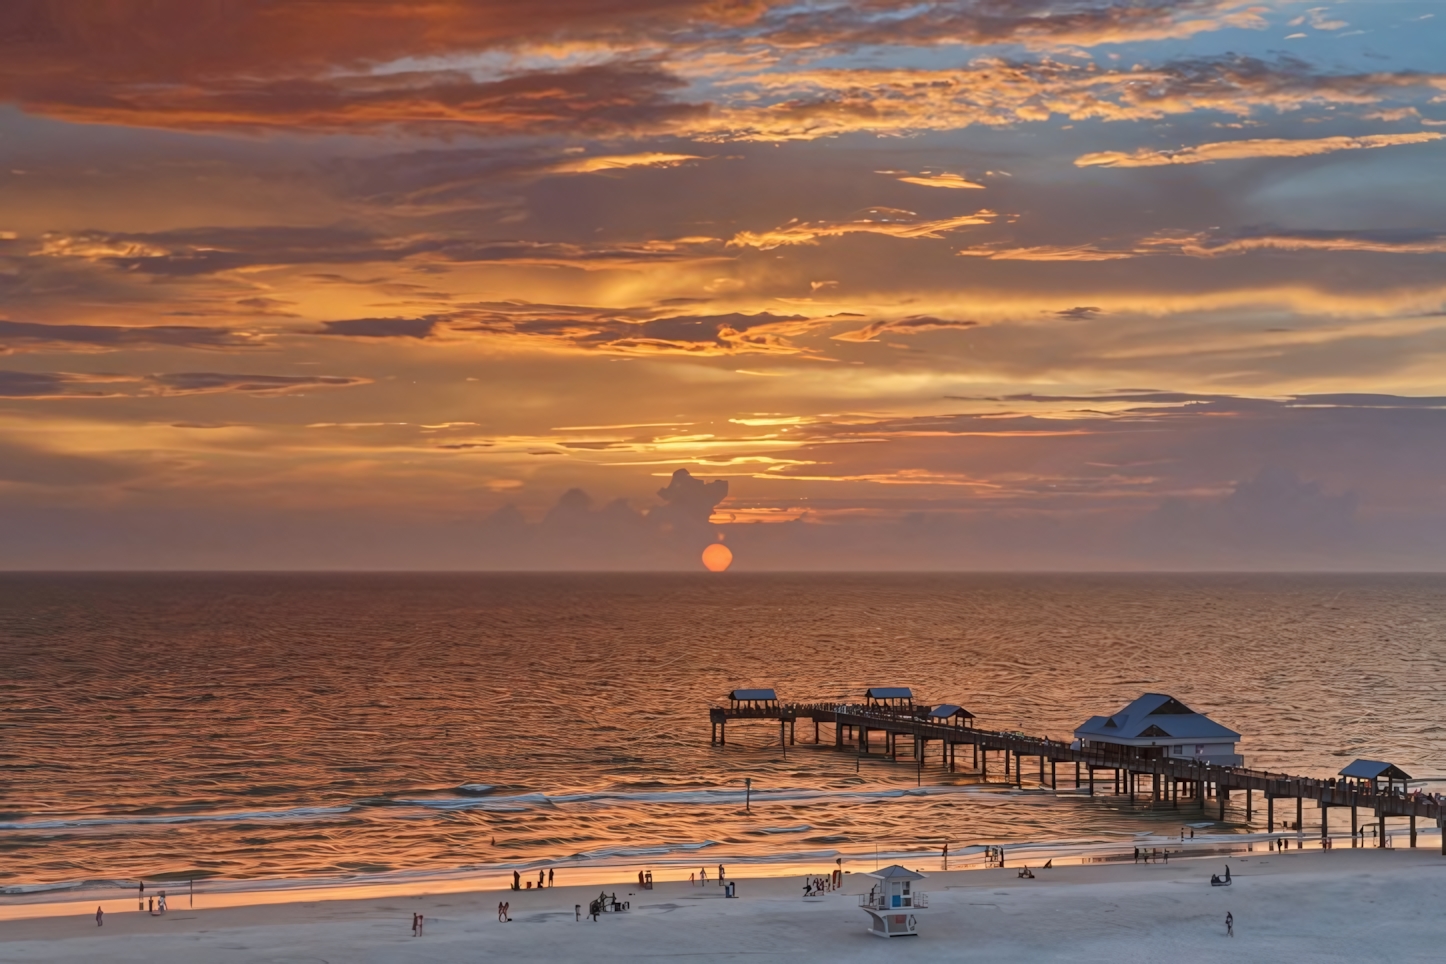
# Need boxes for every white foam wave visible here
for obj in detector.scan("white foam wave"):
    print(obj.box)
[0,806,353,832]
[759,825,811,834]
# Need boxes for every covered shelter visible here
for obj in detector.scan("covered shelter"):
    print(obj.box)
[925,703,974,727]
[1073,693,1242,765]
[1340,759,1413,793]
[858,864,927,938]
[865,687,913,711]
[728,688,778,712]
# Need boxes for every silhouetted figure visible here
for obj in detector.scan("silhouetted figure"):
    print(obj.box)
[1226,911,1234,937]
[95,907,103,927]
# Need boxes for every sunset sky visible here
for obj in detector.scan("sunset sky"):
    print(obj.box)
[4,1,1446,569]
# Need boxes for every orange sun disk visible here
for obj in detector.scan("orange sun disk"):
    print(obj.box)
[701,543,733,572]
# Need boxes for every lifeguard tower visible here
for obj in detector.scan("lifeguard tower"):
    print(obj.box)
[858,865,927,937]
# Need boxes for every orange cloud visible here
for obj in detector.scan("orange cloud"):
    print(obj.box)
[548,152,709,174]
[1076,131,1445,168]
[890,172,986,190]
[728,210,996,249]
[832,316,978,343]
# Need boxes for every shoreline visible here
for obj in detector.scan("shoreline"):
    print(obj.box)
[3,850,1445,962]
[2,824,1437,922]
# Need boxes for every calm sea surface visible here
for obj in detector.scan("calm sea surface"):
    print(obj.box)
[1,573,1444,895]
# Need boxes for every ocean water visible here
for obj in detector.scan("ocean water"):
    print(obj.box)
[1,573,1444,898]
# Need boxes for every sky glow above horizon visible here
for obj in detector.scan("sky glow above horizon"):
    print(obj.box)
[3,1,1446,569]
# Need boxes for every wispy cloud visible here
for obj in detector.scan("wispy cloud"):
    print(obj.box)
[548,153,708,174]
[1076,132,1444,168]
[728,210,996,249]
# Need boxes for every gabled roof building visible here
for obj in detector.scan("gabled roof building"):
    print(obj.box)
[1074,694,1242,766]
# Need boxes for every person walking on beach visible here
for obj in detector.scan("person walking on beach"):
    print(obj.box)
[548,868,554,888]
[575,904,581,921]
[1225,911,1234,937]
[96,907,103,927]
[718,863,725,886]
[538,870,545,889]
[147,896,154,915]
[700,866,708,885]
[417,913,424,936]
[412,912,419,936]
[158,892,167,914]
[497,903,504,923]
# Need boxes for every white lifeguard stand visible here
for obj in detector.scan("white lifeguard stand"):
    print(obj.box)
[858,865,928,937]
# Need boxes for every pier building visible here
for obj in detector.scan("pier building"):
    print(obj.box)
[1074,694,1243,766]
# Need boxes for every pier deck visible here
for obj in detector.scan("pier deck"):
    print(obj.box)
[708,701,1444,850]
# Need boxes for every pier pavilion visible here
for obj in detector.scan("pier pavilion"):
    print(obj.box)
[1074,694,1243,766]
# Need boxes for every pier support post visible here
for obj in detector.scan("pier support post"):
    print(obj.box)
[1296,796,1303,834]
[1088,766,1094,796]
[1220,786,1227,821]
[1075,761,1080,788]
[1004,748,1010,779]
[1322,804,1329,840]
[1246,788,1252,821]
[1268,795,1274,830]
[1410,815,1417,848]
[1051,759,1056,789]
[790,719,796,746]
[836,723,843,749]
[1379,811,1386,847]
[1351,805,1358,839]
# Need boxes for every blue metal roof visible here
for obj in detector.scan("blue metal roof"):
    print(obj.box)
[1340,759,1412,781]
[866,687,913,700]
[928,703,974,719]
[730,688,777,701]
[1074,693,1239,742]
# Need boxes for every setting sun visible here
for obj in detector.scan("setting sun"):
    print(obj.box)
[701,542,733,572]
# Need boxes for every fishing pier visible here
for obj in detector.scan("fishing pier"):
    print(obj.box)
[709,688,1445,853]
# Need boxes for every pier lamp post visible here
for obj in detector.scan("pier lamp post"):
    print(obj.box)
[744,777,752,812]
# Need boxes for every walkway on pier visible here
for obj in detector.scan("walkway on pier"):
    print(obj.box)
[708,701,1445,851]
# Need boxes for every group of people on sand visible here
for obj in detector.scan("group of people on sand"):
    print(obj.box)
[690,864,726,886]
[97,881,172,925]
[497,901,511,922]
[802,869,842,896]
[512,868,554,890]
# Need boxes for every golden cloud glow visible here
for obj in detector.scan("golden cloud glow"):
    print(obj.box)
[1076,132,1445,168]
[728,210,996,249]
[548,152,708,174]
[890,172,986,190]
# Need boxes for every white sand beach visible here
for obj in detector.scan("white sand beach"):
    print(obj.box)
[3,849,1444,963]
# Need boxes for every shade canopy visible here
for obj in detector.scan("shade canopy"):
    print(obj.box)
[928,704,974,720]
[729,688,777,702]
[1339,759,1413,782]
[865,687,913,700]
